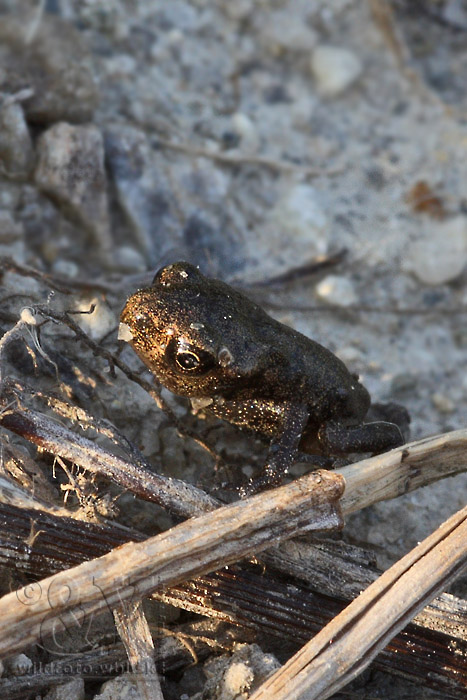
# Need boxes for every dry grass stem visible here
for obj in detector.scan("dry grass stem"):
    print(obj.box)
[0,470,343,657]
[0,499,464,695]
[251,505,467,700]
[113,601,164,700]
[1,388,466,522]
[338,428,467,514]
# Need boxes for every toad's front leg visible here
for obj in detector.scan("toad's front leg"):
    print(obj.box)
[239,402,312,497]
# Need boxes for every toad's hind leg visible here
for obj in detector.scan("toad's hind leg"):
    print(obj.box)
[318,420,404,455]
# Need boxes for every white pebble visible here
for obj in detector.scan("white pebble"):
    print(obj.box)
[316,274,357,306]
[310,45,363,96]
[20,307,37,325]
[93,675,140,699]
[231,112,259,152]
[52,259,79,278]
[114,245,147,272]
[336,346,362,364]
[224,661,254,694]
[431,392,455,414]
[403,216,467,285]
[262,11,317,54]
[223,0,254,22]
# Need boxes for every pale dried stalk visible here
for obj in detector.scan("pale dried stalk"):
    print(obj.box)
[113,601,163,700]
[251,505,467,700]
[338,429,467,514]
[1,495,465,692]
[1,401,466,521]
[0,404,217,518]
[0,470,343,658]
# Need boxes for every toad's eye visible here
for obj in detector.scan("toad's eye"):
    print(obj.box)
[176,350,201,371]
[167,339,215,375]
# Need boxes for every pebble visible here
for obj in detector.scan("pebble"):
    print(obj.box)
[0,16,98,124]
[104,125,181,264]
[35,122,112,252]
[431,392,455,414]
[44,678,85,700]
[310,45,363,96]
[403,216,467,285]
[94,676,140,700]
[114,245,147,272]
[51,259,79,278]
[336,345,363,364]
[5,653,33,675]
[231,112,260,152]
[0,101,34,178]
[391,373,418,397]
[261,10,317,54]
[316,274,357,306]
[201,644,280,699]
[224,1,254,22]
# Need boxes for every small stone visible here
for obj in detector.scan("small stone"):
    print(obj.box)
[52,259,79,278]
[316,275,357,307]
[336,346,363,364]
[35,123,112,251]
[391,373,418,397]
[94,675,140,700]
[114,245,147,272]
[431,392,455,414]
[273,184,328,252]
[0,16,98,124]
[0,101,34,178]
[231,112,259,153]
[403,216,467,286]
[6,653,33,675]
[261,10,317,54]
[223,0,254,22]
[310,45,363,96]
[105,125,181,264]
[201,644,280,699]
[44,678,85,700]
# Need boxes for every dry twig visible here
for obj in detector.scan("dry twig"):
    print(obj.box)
[0,499,465,696]
[251,504,467,700]
[0,469,343,657]
[113,601,163,700]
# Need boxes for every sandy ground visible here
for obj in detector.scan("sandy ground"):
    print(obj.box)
[0,1,466,698]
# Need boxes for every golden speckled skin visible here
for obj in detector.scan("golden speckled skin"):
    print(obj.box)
[120,262,404,468]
